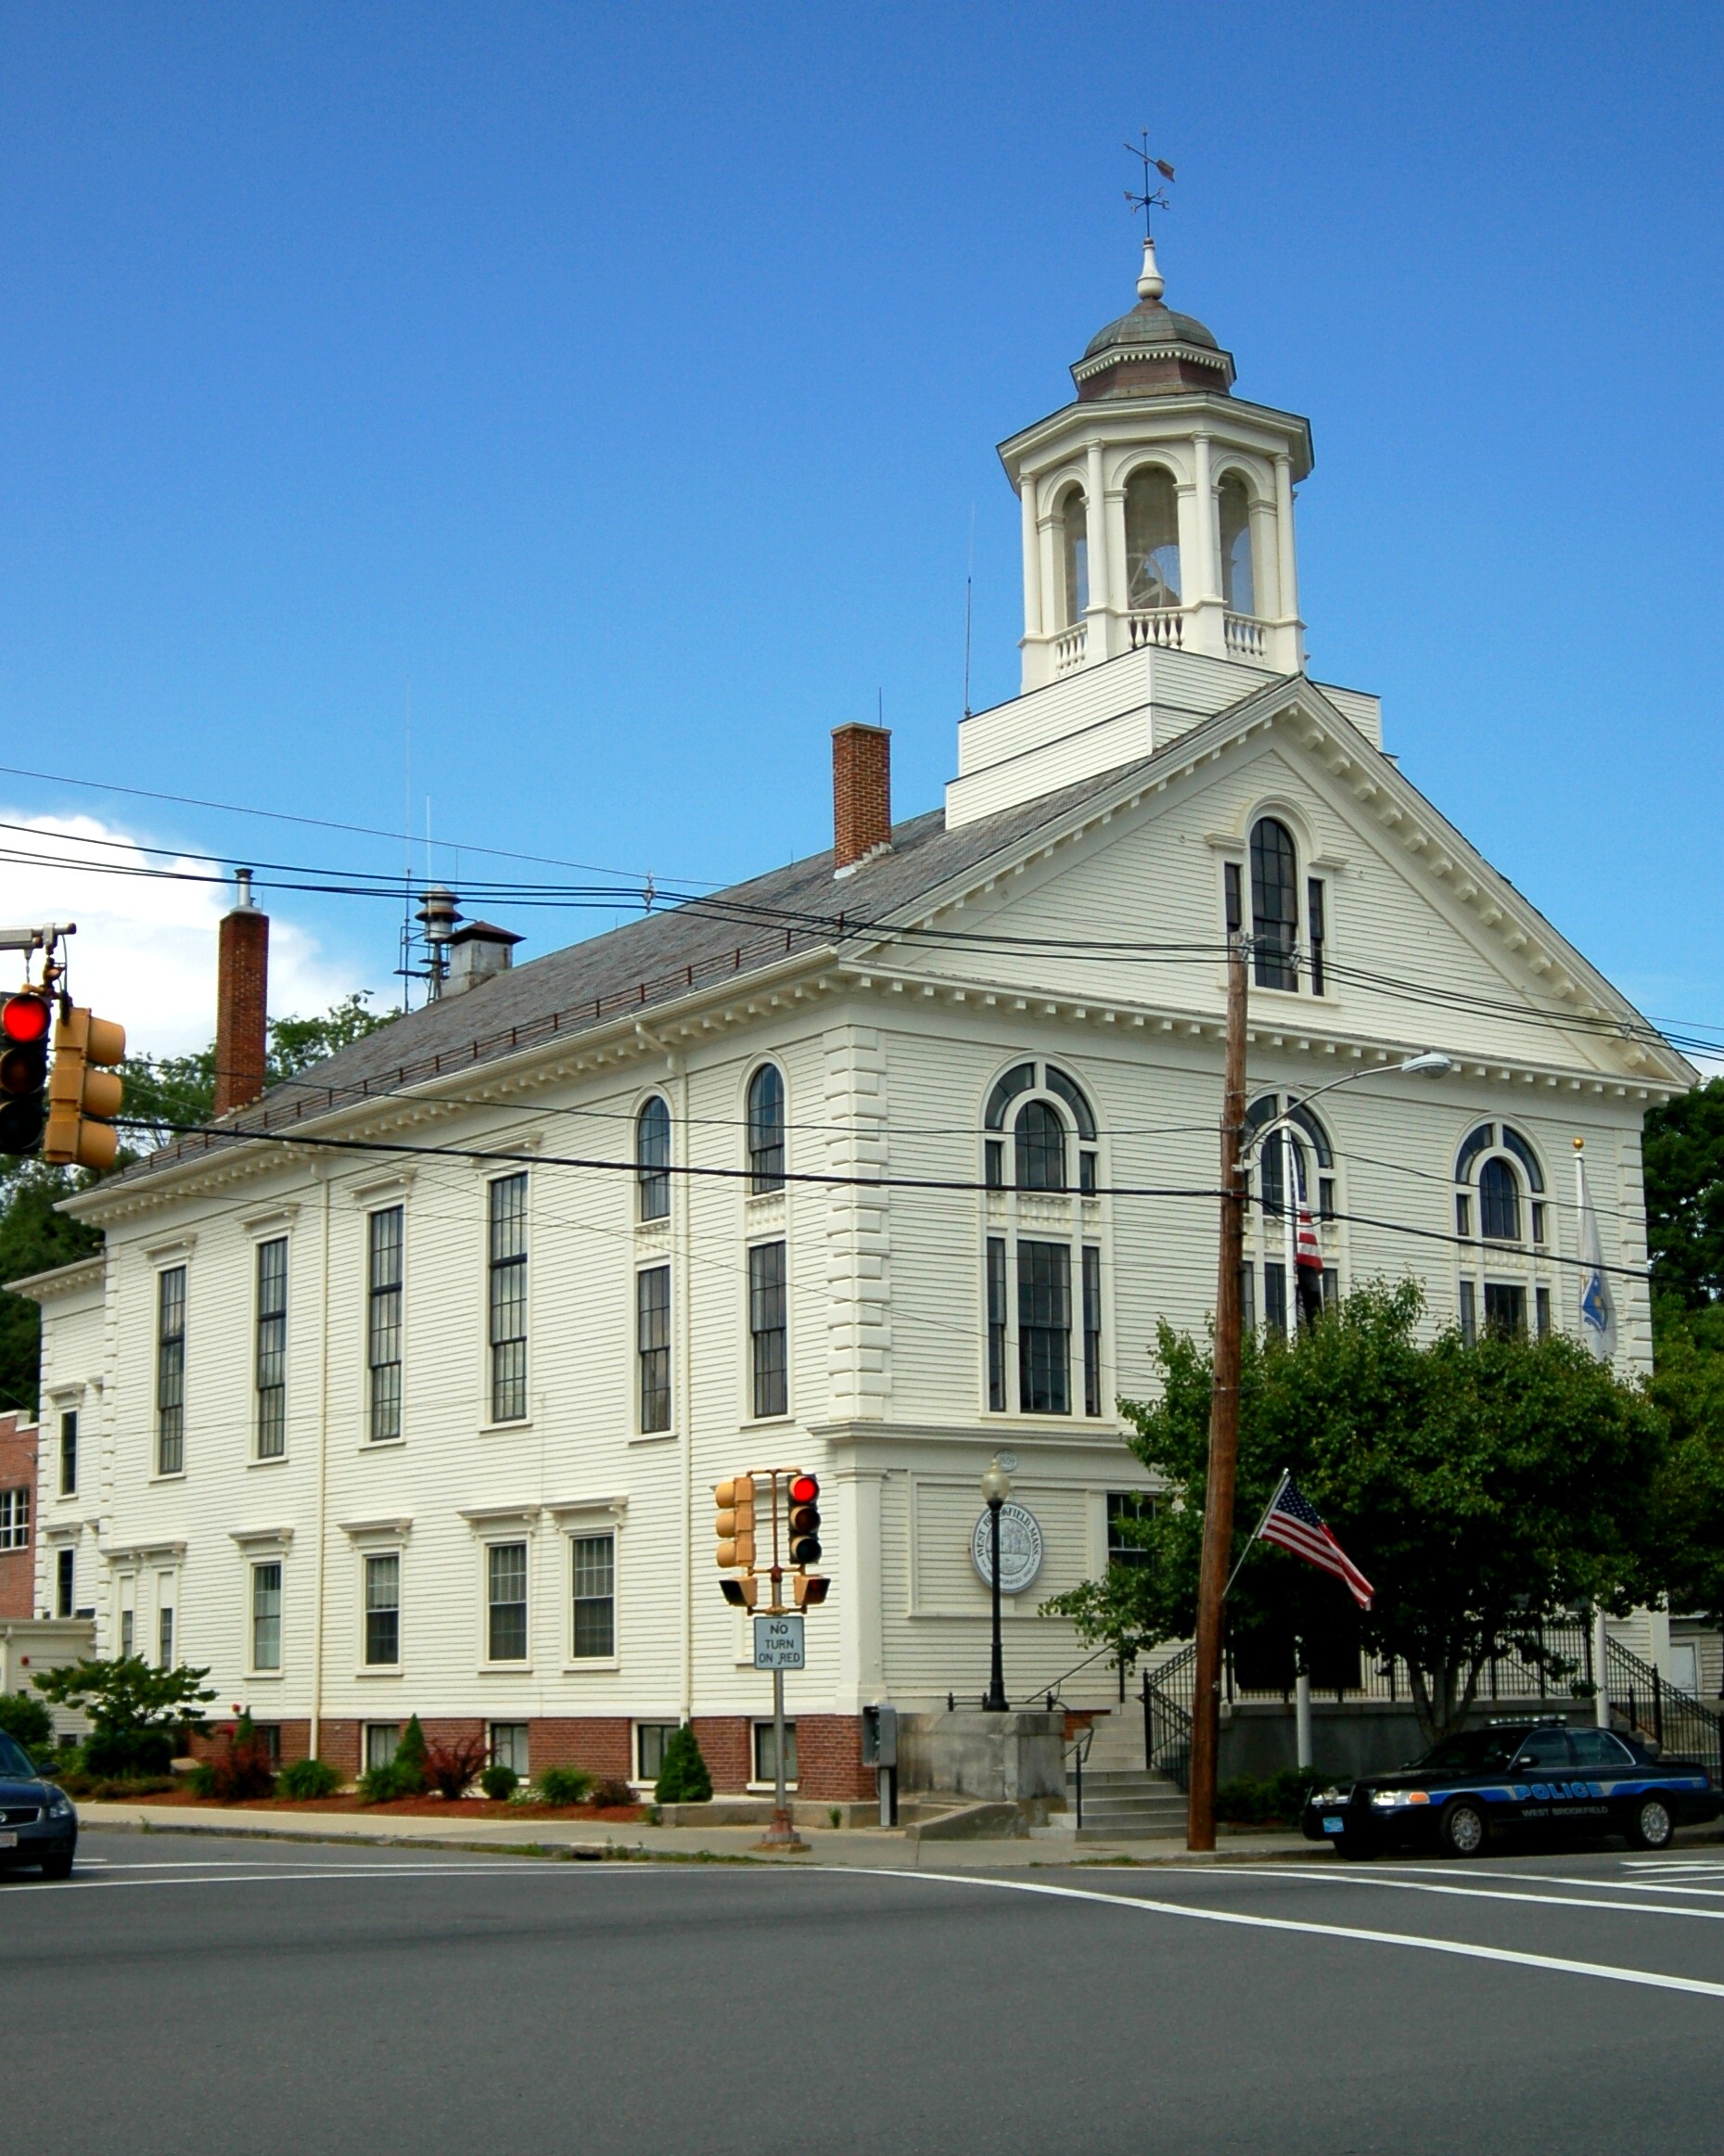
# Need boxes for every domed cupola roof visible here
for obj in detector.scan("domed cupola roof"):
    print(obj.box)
[1071,237,1235,402]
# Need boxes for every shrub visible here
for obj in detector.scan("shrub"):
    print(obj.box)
[1215,1768,1325,1827]
[653,1723,712,1805]
[479,1764,519,1802]
[0,1690,54,1757]
[394,1715,429,1792]
[58,1771,176,1799]
[535,1766,594,1807]
[591,1776,635,1809]
[423,1734,487,1801]
[356,1761,410,1805]
[277,1758,343,1802]
[83,1727,175,1779]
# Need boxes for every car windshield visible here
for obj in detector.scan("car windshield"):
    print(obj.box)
[1411,1729,1528,1773]
[0,1729,39,1777]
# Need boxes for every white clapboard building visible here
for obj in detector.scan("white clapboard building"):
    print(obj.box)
[14,233,1690,1800]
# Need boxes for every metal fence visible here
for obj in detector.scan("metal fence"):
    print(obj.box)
[1138,1620,1723,1791]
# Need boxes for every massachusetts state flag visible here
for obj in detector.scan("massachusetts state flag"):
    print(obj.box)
[1257,1474,1375,1610]
[1576,1150,1617,1362]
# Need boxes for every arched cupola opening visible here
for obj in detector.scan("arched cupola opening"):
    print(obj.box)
[1124,466,1181,613]
[1057,487,1089,628]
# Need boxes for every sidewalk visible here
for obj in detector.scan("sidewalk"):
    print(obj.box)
[73,1799,1319,1869]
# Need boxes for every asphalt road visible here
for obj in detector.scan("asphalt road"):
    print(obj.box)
[8,1831,1724,2154]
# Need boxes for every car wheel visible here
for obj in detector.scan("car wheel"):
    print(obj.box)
[1439,1799,1488,1858]
[38,1852,73,1881]
[1331,1833,1375,1861]
[1627,1797,1675,1851]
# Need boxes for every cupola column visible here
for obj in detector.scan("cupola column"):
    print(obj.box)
[1083,440,1110,660]
[1272,452,1306,670]
[1019,478,1041,644]
[1186,430,1225,657]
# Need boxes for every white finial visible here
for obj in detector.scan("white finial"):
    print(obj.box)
[1136,234,1165,303]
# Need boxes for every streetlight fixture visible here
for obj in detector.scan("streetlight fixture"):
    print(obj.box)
[980,1455,1013,1713]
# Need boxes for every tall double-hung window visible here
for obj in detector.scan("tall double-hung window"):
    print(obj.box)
[638,1265,671,1433]
[488,1173,529,1422]
[981,1063,1104,1419]
[368,1206,403,1441]
[156,1266,186,1474]
[255,1237,287,1459]
[748,1243,788,1419]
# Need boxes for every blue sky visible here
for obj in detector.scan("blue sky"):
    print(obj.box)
[0,2,1718,1052]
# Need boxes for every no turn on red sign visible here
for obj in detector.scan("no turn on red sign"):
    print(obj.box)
[753,1614,806,1669]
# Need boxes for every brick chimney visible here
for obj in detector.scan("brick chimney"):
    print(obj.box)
[832,722,892,875]
[215,869,269,1116]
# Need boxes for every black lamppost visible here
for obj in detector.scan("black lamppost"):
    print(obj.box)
[981,1456,1012,1712]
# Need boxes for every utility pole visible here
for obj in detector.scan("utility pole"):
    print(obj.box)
[1188,877,1248,1852]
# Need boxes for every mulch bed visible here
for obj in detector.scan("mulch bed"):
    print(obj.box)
[96,1787,646,1823]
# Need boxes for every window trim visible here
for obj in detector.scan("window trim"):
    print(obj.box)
[155,1263,187,1478]
[366,1204,405,1445]
[568,1528,618,1665]
[254,1234,288,1461]
[484,1537,530,1667]
[0,1485,28,1552]
[637,1262,672,1435]
[746,1063,787,1195]
[249,1558,284,1676]
[485,1171,530,1426]
[58,1408,78,1499]
[747,1238,789,1422]
[362,1549,402,1671]
[636,1094,672,1223]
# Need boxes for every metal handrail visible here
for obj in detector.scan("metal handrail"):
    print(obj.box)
[1605,1633,1721,1777]
[1041,1642,1123,1708]
[1064,1725,1096,1831]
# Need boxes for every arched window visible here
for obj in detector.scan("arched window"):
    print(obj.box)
[1219,473,1255,616]
[1059,487,1089,626]
[1453,1124,1545,1246]
[747,1065,785,1194]
[1250,817,1298,991]
[1243,1092,1335,1336]
[1125,466,1181,610]
[1479,1156,1521,1243]
[636,1097,670,1222]
[1015,1099,1066,1192]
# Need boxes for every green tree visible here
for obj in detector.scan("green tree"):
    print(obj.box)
[0,1689,55,1756]
[653,1723,713,1804]
[1043,1284,1666,1745]
[33,1656,216,1777]
[1648,1325,1724,1623]
[122,991,393,1148]
[0,1161,101,1416]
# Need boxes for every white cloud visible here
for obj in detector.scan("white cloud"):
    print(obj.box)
[0,811,363,1058]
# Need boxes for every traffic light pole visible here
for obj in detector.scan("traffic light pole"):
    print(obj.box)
[757,1472,807,1852]
[1187,925,1248,1854]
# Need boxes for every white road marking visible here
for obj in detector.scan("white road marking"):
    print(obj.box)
[860,1869,1724,2001]
[1263,1867,1724,1924]
[1368,1862,1724,1903]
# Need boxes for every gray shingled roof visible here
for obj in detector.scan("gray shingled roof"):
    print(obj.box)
[101,739,1185,1190]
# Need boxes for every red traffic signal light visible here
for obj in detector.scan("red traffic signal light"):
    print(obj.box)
[785,1472,822,1567]
[0,993,53,1156]
[2,993,51,1044]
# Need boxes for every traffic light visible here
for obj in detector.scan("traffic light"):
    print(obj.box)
[45,1006,126,1171]
[715,1475,756,1573]
[0,992,52,1157]
[785,1472,822,1567]
[791,1573,829,1608]
[720,1575,760,1609]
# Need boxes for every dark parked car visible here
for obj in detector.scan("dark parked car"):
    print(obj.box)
[1304,1720,1722,1858]
[0,1729,77,1878]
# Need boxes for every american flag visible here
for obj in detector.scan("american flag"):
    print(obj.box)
[1258,1476,1375,1610]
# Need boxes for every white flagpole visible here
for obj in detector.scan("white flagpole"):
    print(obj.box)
[1224,1468,1291,1602]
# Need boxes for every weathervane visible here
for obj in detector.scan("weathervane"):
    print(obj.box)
[1124,128,1176,235]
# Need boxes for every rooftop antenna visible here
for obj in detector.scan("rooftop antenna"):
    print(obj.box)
[398,678,414,1014]
[963,502,976,721]
[1124,127,1176,301]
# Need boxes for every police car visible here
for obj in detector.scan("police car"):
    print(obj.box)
[1303,1719,1722,1858]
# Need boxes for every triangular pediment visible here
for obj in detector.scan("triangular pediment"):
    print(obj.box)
[855,682,1690,1094]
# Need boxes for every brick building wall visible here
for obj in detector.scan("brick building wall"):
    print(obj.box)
[0,1413,40,1621]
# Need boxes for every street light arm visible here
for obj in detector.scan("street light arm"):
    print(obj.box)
[1237,1052,1452,1168]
